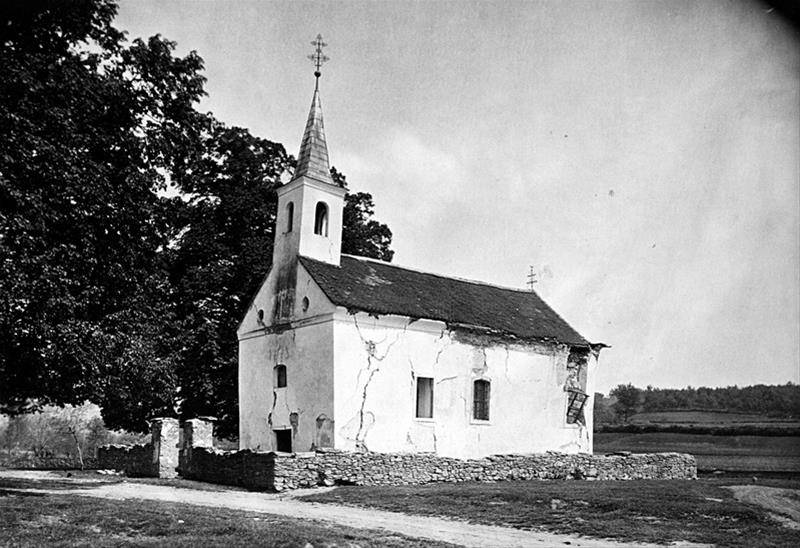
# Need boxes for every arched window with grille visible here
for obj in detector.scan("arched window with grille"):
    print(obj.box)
[314,202,328,236]
[285,202,294,232]
[274,365,287,388]
[473,379,490,421]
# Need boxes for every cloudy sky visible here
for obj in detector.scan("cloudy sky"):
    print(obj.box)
[117,0,799,393]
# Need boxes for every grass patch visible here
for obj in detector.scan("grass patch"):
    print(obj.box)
[300,479,800,547]
[628,411,800,425]
[0,470,253,493]
[594,433,800,472]
[0,487,455,547]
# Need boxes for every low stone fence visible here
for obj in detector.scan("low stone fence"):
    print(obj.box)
[96,417,180,478]
[0,453,98,470]
[181,446,696,492]
[270,450,696,491]
[98,417,697,490]
[181,448,276,490]
[96,443,157,477]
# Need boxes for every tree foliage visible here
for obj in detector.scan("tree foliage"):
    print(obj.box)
[609,384,642,423]
[595,383,800,425]
[0,404,145,464]
[1,0,394,437]
[0,0,202,423]
[639,383,800,418]
[166,121,291,436]
[333,168,394,262]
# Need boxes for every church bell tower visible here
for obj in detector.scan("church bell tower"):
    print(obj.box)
[273,34,346,272]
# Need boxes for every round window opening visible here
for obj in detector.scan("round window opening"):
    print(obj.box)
[257,309,265,322]
[302,297,309,312]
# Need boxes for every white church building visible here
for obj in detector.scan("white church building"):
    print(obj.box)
[238,45,602,459]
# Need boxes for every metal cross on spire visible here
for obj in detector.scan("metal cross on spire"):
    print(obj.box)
[308,34,329,87]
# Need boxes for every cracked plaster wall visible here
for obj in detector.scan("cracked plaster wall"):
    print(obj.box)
[333,311,597,458]
[238,264,336,452]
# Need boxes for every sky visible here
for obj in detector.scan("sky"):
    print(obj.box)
[116,0,799,394]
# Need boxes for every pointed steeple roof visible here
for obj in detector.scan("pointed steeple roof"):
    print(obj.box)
[293,86,334,185]
[292,34,335,186]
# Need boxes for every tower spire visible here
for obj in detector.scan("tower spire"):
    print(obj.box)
[293,34,334,185]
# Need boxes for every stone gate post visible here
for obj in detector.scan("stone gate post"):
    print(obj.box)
[150,417,180,478]
[179,418,214,477]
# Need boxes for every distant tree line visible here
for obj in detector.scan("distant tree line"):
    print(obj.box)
[595,383,800,425]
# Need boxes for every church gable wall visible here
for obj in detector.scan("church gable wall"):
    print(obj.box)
[238,266,336,452]
[239,321,335,452]
[332,310,595,458]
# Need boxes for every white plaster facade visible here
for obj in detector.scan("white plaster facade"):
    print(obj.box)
[239,279,597,457]
[237,76,599,458]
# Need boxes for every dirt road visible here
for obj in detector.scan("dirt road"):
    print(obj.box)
[725,484,800,529]
[1,470,705,548]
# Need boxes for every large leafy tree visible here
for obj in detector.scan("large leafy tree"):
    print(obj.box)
[166,121,291,436]
[0,0,203,427]
[1,0,394,436]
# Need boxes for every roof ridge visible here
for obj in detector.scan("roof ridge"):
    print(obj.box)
[339,254,537,295]
[299,254,590,345]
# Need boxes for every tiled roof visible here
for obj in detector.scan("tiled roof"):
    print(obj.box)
[299,255,590,346]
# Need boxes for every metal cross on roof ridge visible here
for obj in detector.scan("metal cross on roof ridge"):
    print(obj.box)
[527,265,538,291]
[308,34,329,82]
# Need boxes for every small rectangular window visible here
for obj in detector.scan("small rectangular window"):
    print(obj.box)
[275,365,287,388]
[416,377,433,418]
[473,380,490,421]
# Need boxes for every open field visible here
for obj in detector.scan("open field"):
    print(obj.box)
[0,476,454,548]
[629,411,800,426]
[594,433,800,473]
[301,478,800,547]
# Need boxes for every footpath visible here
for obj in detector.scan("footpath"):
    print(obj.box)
[0,470,707,548]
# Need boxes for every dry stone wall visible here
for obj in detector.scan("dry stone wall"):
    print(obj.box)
[180,448,275,490]
[98,418,696,490]
[96,443,157,477]
[182,446,695,492]
[269,450,696,491]
[96,418,179,478]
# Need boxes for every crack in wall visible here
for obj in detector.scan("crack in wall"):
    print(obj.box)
[503,345,512,383]
[267,390,278,431]
[432,332,454,369]
[348,314,409,449]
